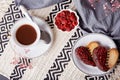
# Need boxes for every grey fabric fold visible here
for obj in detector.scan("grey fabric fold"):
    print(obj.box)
[15,0,65,9]
[74,0,120,40]
[0,74,9,80]
[15,0,120,41]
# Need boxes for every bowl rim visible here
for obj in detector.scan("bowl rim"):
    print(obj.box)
[71,33,117,76]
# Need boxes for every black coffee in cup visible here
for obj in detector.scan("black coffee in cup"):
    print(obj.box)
[16,24,37,45]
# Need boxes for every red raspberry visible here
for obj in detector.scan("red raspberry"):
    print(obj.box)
[60,11,66,17]
[72,21,78,26]
[70,12,77,21]
[61,19,67,24]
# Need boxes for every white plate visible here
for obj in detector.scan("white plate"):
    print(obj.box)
[9,17,53,58]
[72,33,116,75]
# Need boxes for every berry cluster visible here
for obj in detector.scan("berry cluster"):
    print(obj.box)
[55,10,78,31]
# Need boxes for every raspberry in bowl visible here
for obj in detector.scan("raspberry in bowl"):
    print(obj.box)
[54,9,79,31]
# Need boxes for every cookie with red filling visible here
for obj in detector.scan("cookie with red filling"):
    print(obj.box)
[93,46,109,71]
[75,46,96,66]
[75,41,119,72]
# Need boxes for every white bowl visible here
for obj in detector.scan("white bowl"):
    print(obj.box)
[72,33,117,76]
[54,9,79,31]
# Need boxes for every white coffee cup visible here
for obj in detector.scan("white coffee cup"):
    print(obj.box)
[11,18,41,48]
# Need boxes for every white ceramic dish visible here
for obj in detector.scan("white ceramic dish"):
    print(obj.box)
[9,16,53,58]
[54,9,79,31]
[72,33,117,75]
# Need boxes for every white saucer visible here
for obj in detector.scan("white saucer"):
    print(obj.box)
[9,17,53,58]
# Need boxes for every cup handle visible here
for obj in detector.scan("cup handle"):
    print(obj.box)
[40,30,51,44]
